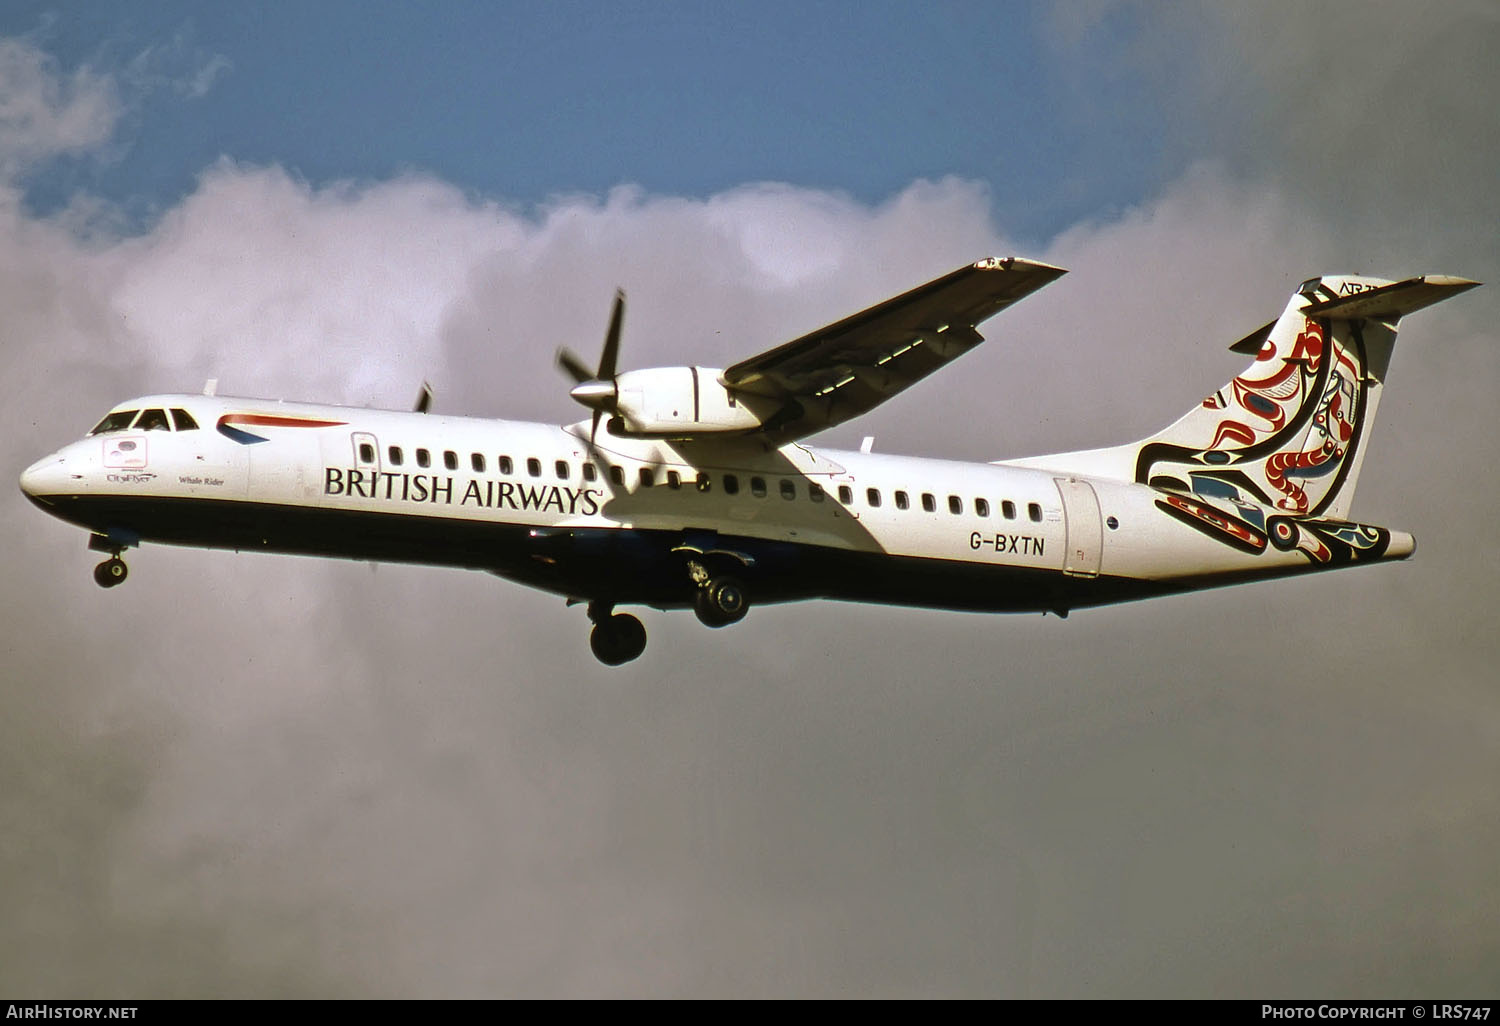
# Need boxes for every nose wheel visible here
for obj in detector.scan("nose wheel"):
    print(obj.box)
[93,557,128,588]
[586,601,647,666]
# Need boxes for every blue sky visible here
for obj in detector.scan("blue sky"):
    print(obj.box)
[3,1,1168,243]
[3,1,1498,1000]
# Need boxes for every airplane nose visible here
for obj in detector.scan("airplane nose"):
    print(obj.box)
[19,454,65,504]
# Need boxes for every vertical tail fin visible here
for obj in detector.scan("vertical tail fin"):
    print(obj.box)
[1014,274,1479,519]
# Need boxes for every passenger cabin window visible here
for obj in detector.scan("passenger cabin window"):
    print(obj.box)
[471,453,485,472]
[609,465,625,486]
[444,450,458,471]
[696,473,711,492]
[948,495,963,515]
[751,477,767,498]
[809,483,824,502]
[975,498,990,517]
[389,446,404,466]
[527,458,541,478]
[359,442,376,464]
[583,463,598,482]
[895,490,910,510]
[136,409,170,432]
[866,488,881,508]
[921,493,936,513]
[556,460,570,480]
[638,467,654,488]
[170,408,198,431]
[1002,500,1016,520]
[1028,502,1043,522]
[668,470,682,490]
[417,448,431,468]
[90,410,139,435]
[723,474,740,495]
[780,479,795,500]
[499,456,513,475]
[838,485,853,504]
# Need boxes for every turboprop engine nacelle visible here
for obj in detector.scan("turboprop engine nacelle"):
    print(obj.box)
[608,366,773,438]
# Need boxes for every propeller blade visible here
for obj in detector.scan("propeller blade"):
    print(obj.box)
[557,347,593,384]
[598,289,625,381]
[562,288,627,439]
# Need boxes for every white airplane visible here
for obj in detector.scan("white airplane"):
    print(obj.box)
[20,258,1478,665]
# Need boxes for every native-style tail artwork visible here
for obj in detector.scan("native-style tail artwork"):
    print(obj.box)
[1014,273,1477,564]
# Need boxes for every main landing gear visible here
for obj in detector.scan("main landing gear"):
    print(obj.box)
[580,557,752,666]
[587,600,647,666]
[686,557,748,629]
[693,574,747,628]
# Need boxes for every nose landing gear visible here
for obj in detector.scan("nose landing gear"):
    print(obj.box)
[93,557,128,588]
[88,534,134,589]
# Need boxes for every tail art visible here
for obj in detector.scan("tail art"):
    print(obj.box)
[1134,274,1476,519]
[1017,273,1478,562]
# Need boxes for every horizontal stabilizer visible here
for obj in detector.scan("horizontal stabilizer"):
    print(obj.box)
[1302,275,1480,321]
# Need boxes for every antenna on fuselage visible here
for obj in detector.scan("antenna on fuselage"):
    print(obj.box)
[414,381,433,414]
[202,379,218,397]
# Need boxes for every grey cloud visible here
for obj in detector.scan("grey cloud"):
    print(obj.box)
[1046,1,1500,267]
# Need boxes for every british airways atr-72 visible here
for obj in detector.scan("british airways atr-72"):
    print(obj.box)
[20,258,1478,664]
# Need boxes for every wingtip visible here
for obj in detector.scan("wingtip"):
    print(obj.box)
[1425,275,1482,290]
[974,256,1069,275]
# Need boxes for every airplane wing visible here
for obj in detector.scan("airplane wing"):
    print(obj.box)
[721,257,1066,442]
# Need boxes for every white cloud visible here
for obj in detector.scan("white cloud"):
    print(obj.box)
[122,25,233,101]
[0,37,120,178]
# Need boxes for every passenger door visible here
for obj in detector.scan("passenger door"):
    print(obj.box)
[1055,477,1103,577]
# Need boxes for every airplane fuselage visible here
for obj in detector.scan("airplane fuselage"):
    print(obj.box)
[20,392,1410,624]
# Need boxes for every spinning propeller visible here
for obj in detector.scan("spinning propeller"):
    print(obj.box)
[557,289,626,443]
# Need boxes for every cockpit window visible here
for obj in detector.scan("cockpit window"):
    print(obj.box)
[135,409,170,431]
[170,408,199,431]
[89,410,140,435]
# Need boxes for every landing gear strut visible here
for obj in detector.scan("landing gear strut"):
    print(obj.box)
[587,600,647,666]
[93,556,128,588]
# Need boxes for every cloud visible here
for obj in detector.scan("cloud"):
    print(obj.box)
[1044,1,1500,266]
[119,24,233,102]
[0,37,121,179]
[4,10,1498,998]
